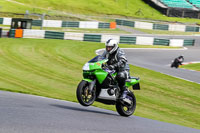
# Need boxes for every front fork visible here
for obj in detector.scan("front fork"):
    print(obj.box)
[88,79,96,94]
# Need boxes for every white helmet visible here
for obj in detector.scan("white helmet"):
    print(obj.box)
[105,39,118,54]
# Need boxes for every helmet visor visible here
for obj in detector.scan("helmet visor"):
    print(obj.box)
[106,46,113,52]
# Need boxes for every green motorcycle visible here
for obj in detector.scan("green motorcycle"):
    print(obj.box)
[76,55,140,116]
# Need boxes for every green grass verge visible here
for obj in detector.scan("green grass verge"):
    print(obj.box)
[1,0,200,24]
[0,24,10,27]
[181,63,200,71]
[0,38,199,129]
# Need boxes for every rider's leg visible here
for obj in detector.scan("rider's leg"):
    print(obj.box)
[116,71,128,99]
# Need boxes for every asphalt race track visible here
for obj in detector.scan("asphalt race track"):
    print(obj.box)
[125,47,200,84]
[0,91,200,133]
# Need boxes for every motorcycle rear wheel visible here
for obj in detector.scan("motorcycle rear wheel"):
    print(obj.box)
[76,80,96,106]
[116,91,136,117]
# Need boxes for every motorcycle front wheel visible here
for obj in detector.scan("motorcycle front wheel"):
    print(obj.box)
[116,91,136,117]
[76,80,96,106]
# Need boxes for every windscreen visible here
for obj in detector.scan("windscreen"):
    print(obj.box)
[88,55,106,63]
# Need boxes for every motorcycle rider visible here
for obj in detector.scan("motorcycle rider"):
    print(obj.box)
[101,39,129,100]
[171,55,184,68]
[177,55,184,65]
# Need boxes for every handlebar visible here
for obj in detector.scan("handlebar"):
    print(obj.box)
[103,68,116,74]
[101,62,116,74]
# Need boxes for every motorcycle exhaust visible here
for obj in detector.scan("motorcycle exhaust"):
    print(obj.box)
[107,88,115,96]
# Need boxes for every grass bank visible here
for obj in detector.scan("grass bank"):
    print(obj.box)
[1,0,200,24]
[0,38,199,129]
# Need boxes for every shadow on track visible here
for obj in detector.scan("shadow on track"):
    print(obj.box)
[50,104,119,116]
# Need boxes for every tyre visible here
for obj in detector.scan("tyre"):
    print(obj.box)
[76,80,96,106]
[171,61,175,68]
[171,63,174,68]
[116,91,136,117]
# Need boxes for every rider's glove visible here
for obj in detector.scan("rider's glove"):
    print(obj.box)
[108,65,115,70]
[102,62,108,69]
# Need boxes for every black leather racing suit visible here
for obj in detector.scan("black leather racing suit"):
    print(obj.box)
[101,47,129,93]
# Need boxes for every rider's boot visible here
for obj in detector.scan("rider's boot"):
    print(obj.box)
[119,87,128,100]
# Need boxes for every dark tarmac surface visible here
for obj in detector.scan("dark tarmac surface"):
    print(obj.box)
[0,91,200,133]
[125,47,200,84]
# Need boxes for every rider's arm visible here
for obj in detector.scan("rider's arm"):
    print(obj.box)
[112,49,127,69]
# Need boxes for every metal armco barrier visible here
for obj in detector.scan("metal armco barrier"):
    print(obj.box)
[0,18,3,24]
[45,31,64,39]
[62,21,79,28]
[32,20,42,26]
[0,17,116,29]
[116,19,200,32]
[116,19,135,27]
[153,24,169,31]
[184,40,195,46]
[9,29,15,38]
[154,38,169,46]
[98,23,110,28]
[120,36,136,44]
[185,26,199,32]
[7,29,196,47]
[83,34,101,42]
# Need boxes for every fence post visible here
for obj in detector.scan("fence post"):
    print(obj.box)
[40,13,45,30]
[167,8,170,16]
[182,10,185,18]
[198,12,200,19]
[25,10,29,18]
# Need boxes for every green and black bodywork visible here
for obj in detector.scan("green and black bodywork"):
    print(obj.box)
[76,55,140,116]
